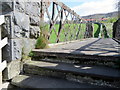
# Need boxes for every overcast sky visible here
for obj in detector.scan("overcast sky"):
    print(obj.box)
[60,0,118,16]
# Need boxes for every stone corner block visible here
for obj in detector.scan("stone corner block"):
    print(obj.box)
[3,60,21,80]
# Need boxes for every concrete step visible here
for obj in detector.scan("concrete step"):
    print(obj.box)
[23,61,120,87]
[11,75,103,88]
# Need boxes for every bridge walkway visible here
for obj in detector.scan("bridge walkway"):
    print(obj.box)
[33,38,120,59]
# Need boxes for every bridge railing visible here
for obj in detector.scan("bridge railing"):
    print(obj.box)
[40,0,90,43]
[0,15,7,88]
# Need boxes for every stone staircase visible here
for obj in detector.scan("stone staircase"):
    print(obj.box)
[10,39,120,88]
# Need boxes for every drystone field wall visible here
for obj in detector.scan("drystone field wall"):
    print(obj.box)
[0,1,41,80]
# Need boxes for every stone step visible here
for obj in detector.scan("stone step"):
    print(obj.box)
[32,48,119,61]
[32,49,119,68]
[31,38,120,68]
[11,75,103,88]
[23,61,120,87]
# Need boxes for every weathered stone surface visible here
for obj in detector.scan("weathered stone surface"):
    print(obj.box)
[30,16,40,26]
[15,2,25,13]
[11,39,23,61]
[11,75,101,88]
[14,25,23,38]
[3,15,12,38]
[14,11,30,38]
[2,1,41,62]
[3,60,21,80]
[30,26,40,39]
[25,2,40,17]
[0,1,13,14]
[22,38,36,56]
[3,38,36,62]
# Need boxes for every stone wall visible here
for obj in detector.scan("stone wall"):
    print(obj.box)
[1,1,41,61]
[113,18,120,41]
[0,1,41,80]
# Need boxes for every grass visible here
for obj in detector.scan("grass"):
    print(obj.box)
[44,23,86,43]
[104,23,113,38]
[35,25,49,49]
[93,23,113,38]
[94,24,100,38]
[41,22,113,44]
[35,35,49,49]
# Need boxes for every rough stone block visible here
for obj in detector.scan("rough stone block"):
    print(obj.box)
[14,24,32,39]
[25,2,40,17]
[11,38,36,61]
[22,38,36,56]
[11,39,23,61]
[30,26,40,39]
[0,1,14,14]
[3,15,13,39]
[14,11,30,38]
[3,60,21,80]
[14,25,23,38]
[15,2,25,13]
[30,16,40,26]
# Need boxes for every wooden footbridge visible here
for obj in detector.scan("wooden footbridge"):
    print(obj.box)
[0,0,120,89]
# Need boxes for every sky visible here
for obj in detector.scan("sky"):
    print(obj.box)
[59,0,118,16]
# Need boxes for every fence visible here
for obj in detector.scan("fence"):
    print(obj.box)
[40,0,93,43]
[0,15,7,88]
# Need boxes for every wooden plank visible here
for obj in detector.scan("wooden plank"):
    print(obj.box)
[0,15,5,25]
[0,37,8,49]
[0,61,7,72]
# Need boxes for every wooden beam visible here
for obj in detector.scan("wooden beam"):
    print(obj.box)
[0,61,7,72]
[0,15,5,25]
[0,37,8,49]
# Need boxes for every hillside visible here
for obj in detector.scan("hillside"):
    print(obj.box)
[82,11,118,19]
